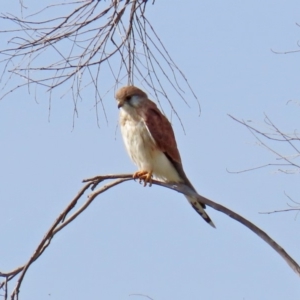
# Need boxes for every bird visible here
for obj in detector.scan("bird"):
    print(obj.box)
[115,86,215,228]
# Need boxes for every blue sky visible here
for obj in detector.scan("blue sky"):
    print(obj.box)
[1,1,300,299]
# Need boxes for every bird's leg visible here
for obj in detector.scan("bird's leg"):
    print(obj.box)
[133,170,153,187]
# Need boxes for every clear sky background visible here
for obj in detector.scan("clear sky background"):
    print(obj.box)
[1,1,300,299]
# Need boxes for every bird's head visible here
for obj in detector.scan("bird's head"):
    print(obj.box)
[115,86,148,109]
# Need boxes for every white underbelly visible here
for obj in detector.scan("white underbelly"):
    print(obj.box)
[121,118,181,182]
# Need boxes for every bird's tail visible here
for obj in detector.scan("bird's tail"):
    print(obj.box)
[168,160,216,228]
[185,195,216,228]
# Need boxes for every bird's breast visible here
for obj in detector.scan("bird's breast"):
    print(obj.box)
[120,111,181,182]
[120,113,155,166]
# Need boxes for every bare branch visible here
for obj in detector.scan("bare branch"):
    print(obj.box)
[259,191,300,219]
[156,180,300,277]
[1,172,300,299]
[259,208,300,214]
[271,48,300,55]
[228,114,300,174]
[0,0,198,125]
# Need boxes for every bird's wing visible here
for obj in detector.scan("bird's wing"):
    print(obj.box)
[140,99,215,228]
[140,100,195,188]
[139,100,182,164]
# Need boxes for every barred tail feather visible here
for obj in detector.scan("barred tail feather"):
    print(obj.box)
[185,195,216,228]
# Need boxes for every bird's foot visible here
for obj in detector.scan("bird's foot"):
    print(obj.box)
[133,170,153,187]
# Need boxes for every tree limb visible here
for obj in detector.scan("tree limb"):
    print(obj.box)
[1,173,299,300]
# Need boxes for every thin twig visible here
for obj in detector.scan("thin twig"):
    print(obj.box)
[228,114,300,174]
[0,0,198,125]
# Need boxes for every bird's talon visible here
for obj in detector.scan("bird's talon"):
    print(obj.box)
[133,170,152,187]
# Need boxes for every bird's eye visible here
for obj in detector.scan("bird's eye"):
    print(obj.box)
[126,96,131,101]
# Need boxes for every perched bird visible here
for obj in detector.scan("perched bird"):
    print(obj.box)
[115,86,215,228]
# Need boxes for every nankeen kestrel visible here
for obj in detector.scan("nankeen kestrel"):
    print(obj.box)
[115,86,215,228]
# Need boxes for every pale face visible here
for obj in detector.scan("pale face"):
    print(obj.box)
[117,94,144,112]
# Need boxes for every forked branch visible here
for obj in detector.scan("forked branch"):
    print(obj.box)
[228,114,300,174]
[1,173,299,299]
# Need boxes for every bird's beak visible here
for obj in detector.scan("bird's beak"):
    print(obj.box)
[117,100,124,109]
